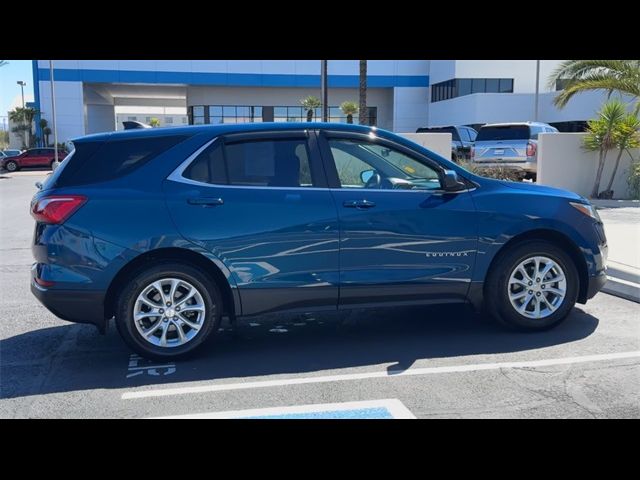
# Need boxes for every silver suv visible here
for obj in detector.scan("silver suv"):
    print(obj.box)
[471,122,558,179]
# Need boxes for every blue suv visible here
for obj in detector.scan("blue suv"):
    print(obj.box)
[30,123,608,360]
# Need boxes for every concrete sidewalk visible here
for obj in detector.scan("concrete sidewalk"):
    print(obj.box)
[596,204,640,303]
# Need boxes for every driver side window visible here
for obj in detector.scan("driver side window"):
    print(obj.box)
[328,138,441,190]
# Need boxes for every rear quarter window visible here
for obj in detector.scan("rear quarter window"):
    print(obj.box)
[55,135,188,187]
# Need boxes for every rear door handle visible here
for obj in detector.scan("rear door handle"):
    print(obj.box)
[343,199,376,209]
[187,197,224,206]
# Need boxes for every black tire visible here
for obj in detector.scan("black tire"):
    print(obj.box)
[115,261,222,360]
[5,160,19,172]
[485,240,579,331]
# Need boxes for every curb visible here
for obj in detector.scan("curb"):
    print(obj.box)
[592,199,640,209]
[602,276,640,303]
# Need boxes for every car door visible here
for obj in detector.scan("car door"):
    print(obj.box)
[317,130,478,308]
[164,130,340,316]
[21,150,39,167]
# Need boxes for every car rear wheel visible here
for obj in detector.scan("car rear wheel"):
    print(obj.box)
[5,160,18,172]
[485,240,579,330]
[115,261,221,360]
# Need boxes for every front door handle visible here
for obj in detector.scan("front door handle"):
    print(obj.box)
[343,199,376,209]
[187,197,224,206]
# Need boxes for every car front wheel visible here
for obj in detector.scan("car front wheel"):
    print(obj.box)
[485,240,579,330]
[5,160,18,172]
[115,262,221,360]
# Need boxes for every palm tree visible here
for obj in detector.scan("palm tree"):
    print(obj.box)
[9,107,39,147]
[603,113,640,196]
[583,99,627,198]
[300,96,321,122]
[149,118,161,128]
[359,60,367,125]
[340,101,358,124]
[39,119,49,147]
[43,127,52,146]
[548,60,640,112]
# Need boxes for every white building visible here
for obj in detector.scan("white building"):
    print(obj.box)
[32,60,611,143]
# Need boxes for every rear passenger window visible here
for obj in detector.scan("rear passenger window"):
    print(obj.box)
[183,141,227,184]
[62,135,187,186]
[225,139,313,187]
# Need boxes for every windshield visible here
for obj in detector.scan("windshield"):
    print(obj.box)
[476,125,530,141]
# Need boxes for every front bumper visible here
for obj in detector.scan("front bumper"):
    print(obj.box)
[31,280,107,333]
[586,271,607,300]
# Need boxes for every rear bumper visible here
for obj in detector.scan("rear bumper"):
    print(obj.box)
[31,280,107,333]
[472,160,536,173]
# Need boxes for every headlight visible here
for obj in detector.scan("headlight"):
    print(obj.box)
[570,201,600,220]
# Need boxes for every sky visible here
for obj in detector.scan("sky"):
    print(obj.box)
[0,60,35,117]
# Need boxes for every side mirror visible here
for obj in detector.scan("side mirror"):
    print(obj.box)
[442,170,466,192]
[360,169,375,184]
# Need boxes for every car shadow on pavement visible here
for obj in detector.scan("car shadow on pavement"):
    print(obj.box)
[0,304,599,399]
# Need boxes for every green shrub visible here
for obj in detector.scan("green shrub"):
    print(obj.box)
[628,161,640,200]
[459,162,524,182]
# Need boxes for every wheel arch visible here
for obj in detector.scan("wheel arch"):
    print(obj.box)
[104,247,239,322]
[485,229,589,304]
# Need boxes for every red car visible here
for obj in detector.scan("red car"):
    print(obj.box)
[2,148,67,172]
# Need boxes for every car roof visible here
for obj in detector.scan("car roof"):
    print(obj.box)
[72,122,378,143]
[479,122,553,128]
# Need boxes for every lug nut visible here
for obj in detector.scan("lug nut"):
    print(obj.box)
[163,318,168,322]
[175,307,180,312]
[529,290,533,294]
[536,292,541,296]
[159,309,164,314]
[541,285,545,289]
[173,316,178,320]
[166,302,172,306]
[528,281,533,286]
[536,278,540,282]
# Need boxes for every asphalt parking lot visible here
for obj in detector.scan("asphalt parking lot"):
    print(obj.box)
[1,171,639,418]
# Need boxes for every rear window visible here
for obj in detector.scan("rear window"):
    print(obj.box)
[54,135,187,187]
[476,125,530,141]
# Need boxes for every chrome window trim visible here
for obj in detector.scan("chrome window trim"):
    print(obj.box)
[167,135,475,194]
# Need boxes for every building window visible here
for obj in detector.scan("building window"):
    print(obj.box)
[430,78,514,102]
[165,117,173,124]
[188,105,377,126]
[127,116,136,121]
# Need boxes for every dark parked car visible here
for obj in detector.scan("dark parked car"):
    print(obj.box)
[3,147,67,172]
[416,125,477,162]
[31,123,607,360]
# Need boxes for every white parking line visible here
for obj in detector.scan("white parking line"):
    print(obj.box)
[122,350,640,400]
[150,399,416,419]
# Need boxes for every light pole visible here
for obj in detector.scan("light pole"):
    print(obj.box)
[49,61,59,162]
[321,60,328,122]
[16,81,26,108]
[534,60,540,122]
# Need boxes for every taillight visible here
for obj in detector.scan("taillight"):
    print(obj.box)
[31,195,87,224]
[526,142,537,157]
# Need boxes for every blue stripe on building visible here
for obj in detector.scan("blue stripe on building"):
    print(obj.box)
[32,60,42,143]
[37,69,429,88]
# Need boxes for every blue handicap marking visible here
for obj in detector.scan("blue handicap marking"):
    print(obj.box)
[243,407,395,419]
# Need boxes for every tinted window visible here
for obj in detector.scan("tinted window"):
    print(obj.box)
[485,79,500,93]
[466,128,477,141]
[499,79,514,93]
[183,141,227,184]
[476,126,530,141]
[329,138,441,191]
[458,79,472,96]
[471,79,485,93]
[529,125,545,139]
[56,135,187,186]
[459,128,471,142]
[224,139,313,187]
